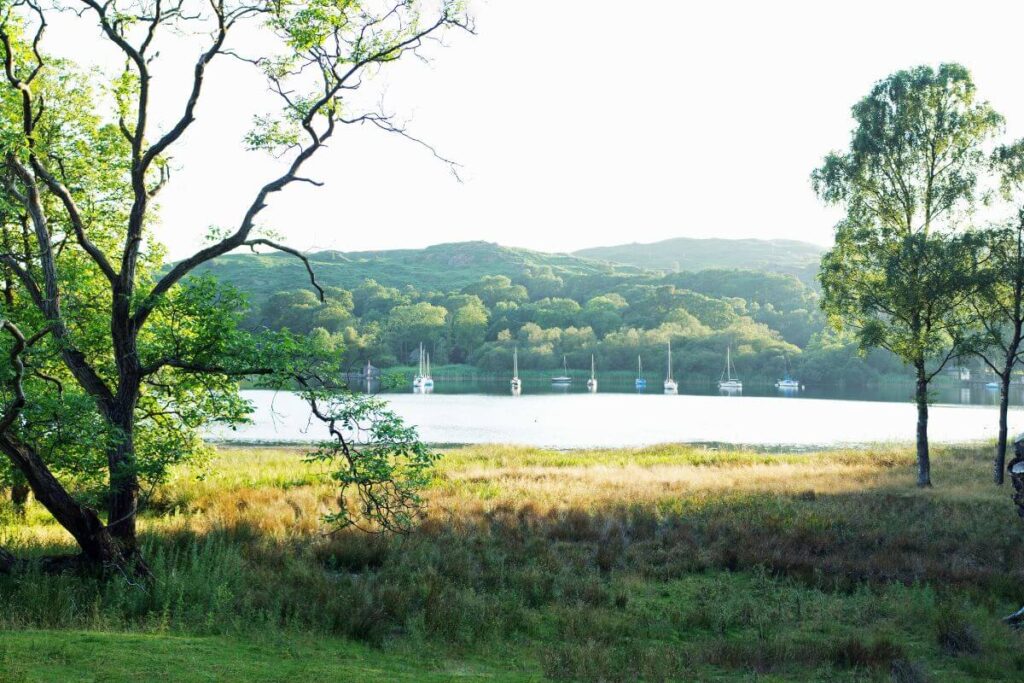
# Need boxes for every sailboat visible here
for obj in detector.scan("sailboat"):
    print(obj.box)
[587,354,598,392]
[664,341,678,394]
[551,356,572,385]
[412,343,425,390]
[422,352,434,391]
[510,347,522,394]
[774,355,800,391]
[635,355,647,390]
[718,346,742,391]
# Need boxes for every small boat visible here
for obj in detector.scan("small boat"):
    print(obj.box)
[412,343,425,390]
[551,356,572,385]
[664,341,678,394]
[986,381,1001,390]
[587,354,598,392]
[718,346,742,392]
[635,355,647,390]
[422,352,434,391]
[510,347,522,394]
[775,355,801,391]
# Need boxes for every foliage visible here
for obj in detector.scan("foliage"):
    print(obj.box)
[814,63,1002,485]
[213,242,874,382]
[0,0,467,567]
[574,237,825,283]
[1,443,1022,680]
[304,393,438,533]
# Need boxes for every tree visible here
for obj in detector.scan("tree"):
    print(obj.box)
[967,141,1024,484]
[580,294,626,337]
[524,297,581,329]
[0,0,469,574]
[813,63,1000,487]
[462,275,528,308]
[385,302,449,360]
[449,299,488,362]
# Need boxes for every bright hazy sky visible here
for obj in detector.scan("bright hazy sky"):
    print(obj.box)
[55,1,1024,259]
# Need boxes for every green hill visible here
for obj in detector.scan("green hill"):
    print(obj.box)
[192,241,634,305]
[573,237,826,281]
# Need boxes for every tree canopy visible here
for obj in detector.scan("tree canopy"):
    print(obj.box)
[0,0,470,574]
[814,63,1002,487]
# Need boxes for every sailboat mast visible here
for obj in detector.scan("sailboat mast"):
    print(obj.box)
[591,354,595,380]
[667,341,673,381]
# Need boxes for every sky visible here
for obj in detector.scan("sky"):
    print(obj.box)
[51,0,1024,259]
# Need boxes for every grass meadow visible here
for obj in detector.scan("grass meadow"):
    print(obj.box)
[1,443,1024,681]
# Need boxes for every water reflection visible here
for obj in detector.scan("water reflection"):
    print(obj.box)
[216,389,1023,448]
[374,376,1023,408]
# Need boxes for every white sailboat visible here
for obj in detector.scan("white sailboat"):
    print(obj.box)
[510,347,522,394]
[718,346,742,392]
[422,352,434,391]
[412,343,425,390]
[635,355,647,390]
[664,341,678,394]
[551,355,572,385]
[774,354,800,391]
[587,354,598,392]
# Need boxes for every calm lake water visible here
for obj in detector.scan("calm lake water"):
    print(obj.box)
[211,380,1024,449]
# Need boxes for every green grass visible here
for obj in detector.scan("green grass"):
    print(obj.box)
[3,443,1024,680]
[0,630,530,682]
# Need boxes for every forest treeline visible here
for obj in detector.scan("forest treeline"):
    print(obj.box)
[240,263,906,383]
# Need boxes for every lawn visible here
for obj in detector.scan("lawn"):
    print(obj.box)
[2,442,1024,681]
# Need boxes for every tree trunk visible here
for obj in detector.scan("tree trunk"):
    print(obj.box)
[105,404,141,557]
[10,479,28,516]
[996,371,1012,486]
[915,367,931,487]
[0,434,131,572]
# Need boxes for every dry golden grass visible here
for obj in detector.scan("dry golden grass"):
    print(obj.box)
[3,441,1024,681]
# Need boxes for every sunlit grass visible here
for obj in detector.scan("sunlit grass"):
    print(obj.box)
[2,441,1024,680]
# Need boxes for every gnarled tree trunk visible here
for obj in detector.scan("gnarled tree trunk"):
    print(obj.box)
[0,433,134,574]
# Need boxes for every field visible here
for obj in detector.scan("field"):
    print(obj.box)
[2,443,1024,681]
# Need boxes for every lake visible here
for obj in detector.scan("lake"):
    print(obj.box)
[212,382,1024,449]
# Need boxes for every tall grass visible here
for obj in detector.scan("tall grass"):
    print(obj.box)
[1,443,1023,679]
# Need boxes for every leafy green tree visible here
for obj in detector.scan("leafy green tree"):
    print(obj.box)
[524,297,581,329]
[260,289,323,333]
[966,141,1024,484]
[580,294,626,337]
[462,275,528,308]
[449,299,489,362]
[518,267,564,299]
[353,279,409,320]
[814,64,1000,487]
[385,302,449,361]
[0,0,468,574]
